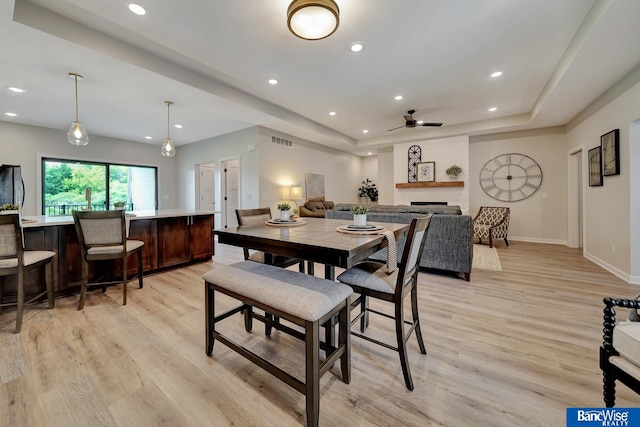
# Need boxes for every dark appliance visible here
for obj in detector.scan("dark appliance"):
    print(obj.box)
[0,164,25,207]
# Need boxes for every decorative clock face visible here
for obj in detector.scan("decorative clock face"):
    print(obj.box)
[480,153,542,202]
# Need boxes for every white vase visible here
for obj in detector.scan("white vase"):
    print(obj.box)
[280,210,290,221]
[354,214,367,227]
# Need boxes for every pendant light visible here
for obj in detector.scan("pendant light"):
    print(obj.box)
[161,101,176,157]
[67,72,89,146]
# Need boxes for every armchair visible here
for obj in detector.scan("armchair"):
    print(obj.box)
[473,206,510,248]
[601,298,640,407]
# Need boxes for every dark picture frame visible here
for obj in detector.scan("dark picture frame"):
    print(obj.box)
[417,161,435,182]
[601,129,620,176]
[588,146,603,187]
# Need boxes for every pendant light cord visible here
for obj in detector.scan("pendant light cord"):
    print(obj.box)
[165,101,173,139]
[74,75,79,122]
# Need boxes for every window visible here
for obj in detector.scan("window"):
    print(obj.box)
[42,158,157,215]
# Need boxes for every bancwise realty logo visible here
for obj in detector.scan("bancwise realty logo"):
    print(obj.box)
[567,408,640,426]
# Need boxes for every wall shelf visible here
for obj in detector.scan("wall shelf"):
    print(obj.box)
[395,181,464,189]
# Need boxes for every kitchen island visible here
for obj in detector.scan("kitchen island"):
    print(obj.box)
[2,210,215,299]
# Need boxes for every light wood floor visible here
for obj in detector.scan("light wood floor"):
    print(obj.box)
[1,241,639,426]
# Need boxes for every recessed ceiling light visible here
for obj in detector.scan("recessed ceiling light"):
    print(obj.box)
[7,86,25,93]
[394,95,403,101]
[174,124,183,129]
[362,129,369,134]
[488,107,497,112]
[4,112,17,117]
[145,136,152,140]
[329,111,336,116]
[128,3,146,15]
[490,71,503,78]
[268,79,278,85]
[350,42,364,53]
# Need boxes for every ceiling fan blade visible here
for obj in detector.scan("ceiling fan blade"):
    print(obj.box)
[419,122,444,127]
[386,125,406,132]
[403,114,413,121]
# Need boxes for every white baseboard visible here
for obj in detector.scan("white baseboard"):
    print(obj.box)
[508,236,568,245]
[583,251,635,285]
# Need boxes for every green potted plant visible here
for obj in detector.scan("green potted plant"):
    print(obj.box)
[0,203,20,214]
[350,205,369,226]
[113,201,125,210]
[277,202,291,221]
[445,165,463,180]
[358,178,379,203]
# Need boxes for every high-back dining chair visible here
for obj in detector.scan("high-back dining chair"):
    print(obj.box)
[337,215,432,390]
[0,213,56,333]
[73,210,144,310]
[235,208,304,273]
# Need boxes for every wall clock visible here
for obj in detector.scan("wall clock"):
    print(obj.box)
[479,153,542,202]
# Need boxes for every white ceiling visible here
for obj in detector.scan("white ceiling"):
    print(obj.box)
[1,0,640,156]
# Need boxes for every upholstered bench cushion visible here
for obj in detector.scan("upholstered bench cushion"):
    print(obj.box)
[203,261,352,322]
[613,322,640,367]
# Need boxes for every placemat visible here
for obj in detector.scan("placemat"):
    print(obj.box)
[265,219,307,227]
[336,224,386,235]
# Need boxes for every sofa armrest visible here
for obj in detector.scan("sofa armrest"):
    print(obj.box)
[299,206,325,217]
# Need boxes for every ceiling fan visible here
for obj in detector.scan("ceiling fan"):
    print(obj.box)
[387,109,443,131]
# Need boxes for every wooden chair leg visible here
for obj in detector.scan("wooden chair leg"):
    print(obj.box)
[138,250,144,288]
[395,297,414,391]
[205,284,215,356]
[411,285,426,354]
[504,237,509,246]
[298,260,305,273]
[46,259,55,309]
[122,256,128,306]
[15,272,25,334]
[78,260,88,310]
[243,305,253,332]
[339,301,351,384]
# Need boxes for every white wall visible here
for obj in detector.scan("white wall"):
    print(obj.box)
[377,148,394,205]
[469,129,568,244]
[393,136,470,211]
[566,78,640,283]
[256,127,363,212]
[0,121,176,215]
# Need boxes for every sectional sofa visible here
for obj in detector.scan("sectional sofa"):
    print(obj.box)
[326,203,473,280]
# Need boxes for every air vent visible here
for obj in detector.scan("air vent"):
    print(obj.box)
[271,136,293,148]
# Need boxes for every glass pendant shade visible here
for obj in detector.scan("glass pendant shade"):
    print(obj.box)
[161,137,175,157]
[161,100,176,157]
[67,72,89,146]
[67,121,89,146]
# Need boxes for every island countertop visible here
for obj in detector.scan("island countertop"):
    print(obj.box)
[20,209,218,228]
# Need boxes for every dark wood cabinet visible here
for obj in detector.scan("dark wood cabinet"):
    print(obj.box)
[10,213,214,300]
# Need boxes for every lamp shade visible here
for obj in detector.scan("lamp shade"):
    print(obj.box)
[287,0,339,40]
[290,186,302,200]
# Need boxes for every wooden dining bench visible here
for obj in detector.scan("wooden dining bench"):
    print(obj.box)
[203,261,353,427]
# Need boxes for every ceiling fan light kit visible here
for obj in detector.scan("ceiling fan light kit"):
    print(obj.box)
[66,72,89,146]
[287,0,339,40]
[387,109,443,132]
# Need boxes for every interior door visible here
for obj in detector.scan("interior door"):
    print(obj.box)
[198,164,215,210]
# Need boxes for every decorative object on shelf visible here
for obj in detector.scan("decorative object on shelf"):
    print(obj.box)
[113,201,125,210]
[417,161,435,182]
[408,145,422,182]
[287,0,340,40]
[601,129,620,176]
[161,101,176,157]
[350,205,368,227]
[277,202,291,221]
[67,72,89,146]
[357,178,378,203]
[0,203,19,214]
[588,147,603,187]
[445,164,463,180]
[479,153,543,202]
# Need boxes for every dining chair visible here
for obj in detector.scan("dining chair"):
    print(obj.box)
[337,215,432,390]
[235,208,305,272]
[73,210,144,310]
[0,213,56,333]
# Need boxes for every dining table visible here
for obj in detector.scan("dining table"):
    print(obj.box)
[214,217,408,280]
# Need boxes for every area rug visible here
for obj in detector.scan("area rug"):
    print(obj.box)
[472,244,502,271]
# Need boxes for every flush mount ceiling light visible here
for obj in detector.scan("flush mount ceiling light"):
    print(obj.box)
[287,0,339,40]
[161,101,176,157]
[67,72,89,146]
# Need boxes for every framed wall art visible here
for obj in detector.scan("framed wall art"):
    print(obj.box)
[588,146,603,187]
[601,129,620,176]
[417,161,435,182]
